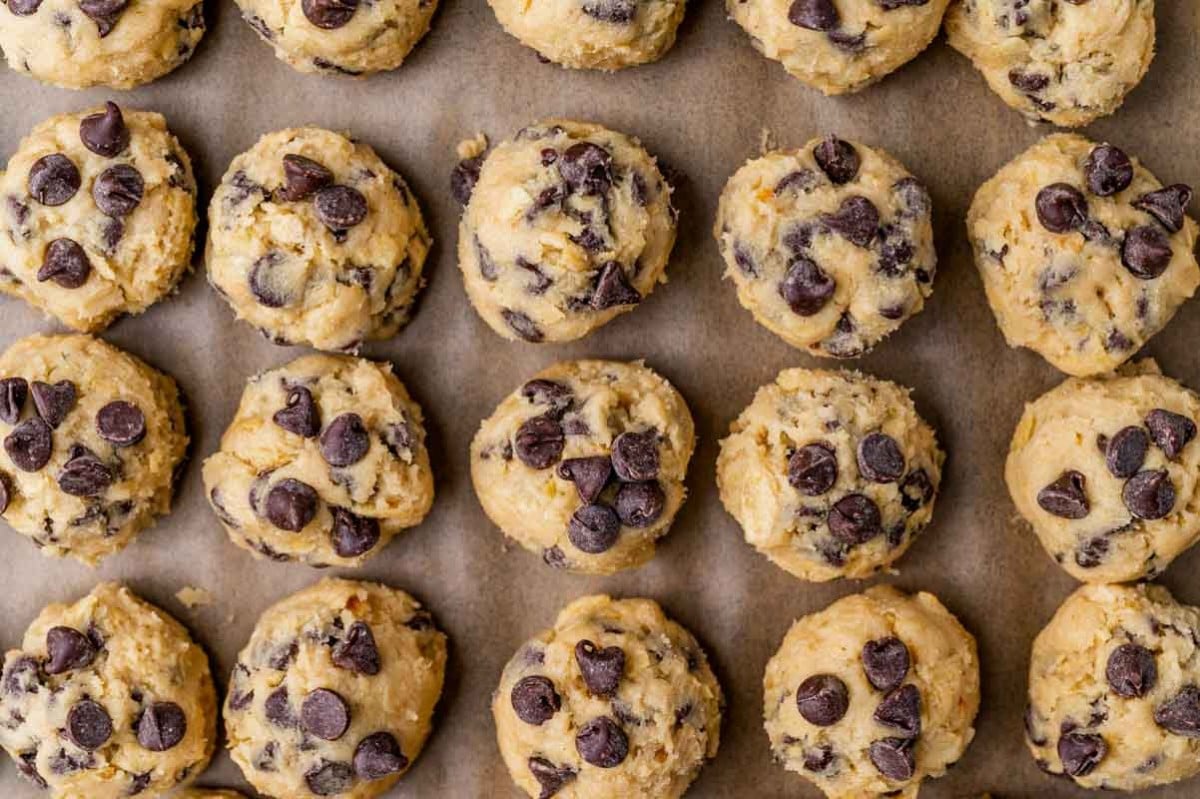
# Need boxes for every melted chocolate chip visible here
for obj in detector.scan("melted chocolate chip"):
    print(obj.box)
[828,493,882,544]
[796,674,849,726]
[279,154,333,201]
[1146,409,1196,459]
[1037,471,1089,519]
[1155,686,1200,737]
[615,481,664,528]
[67,699,112,750]
[332,621,381,675]
[302,0,357,28]
[57,447,113,497]
[96,401,145,447]
[813,136,859,184]
[869,737,915,781]
[516,415,565,469]
[273,387,320,438]
[80,102,129,158]
[92,165,143,217]
[1036,184,1087,234]
[511,676,560,725]
[528,757,576,799]
[1058,732,1107,777]
[611,430,659,482]
[575,640,625,696]
[29,154,80,206]
[1122,469,1175,520]
[38,239,91,289]
[857,433,905,483]
[780,256,835,316]
[1084,145,1133,197]
[874,684,921,736]
[302,689,351,740]
[1105,426,1148,478]
[1134,185,1192,234]
[137,702,186,751]
[1106,644,1157,698]
[568,503,621,553]
[558,142,612,196]
[575,716,628,768]
[320,413,370,467]
[45,626,97,674]
[264,478,319,531]
[1122,225,1173,280]
[314,185,368,232]
[557,456,611,503]
[4,418,52,472]
[862,637,909,692]
[823,196,879,247]
[354,732,408,780]
[788,443,838,496]
[0,378,28,424]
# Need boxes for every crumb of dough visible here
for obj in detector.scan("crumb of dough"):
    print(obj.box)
[176,586,214,609]
[457,133,488,160]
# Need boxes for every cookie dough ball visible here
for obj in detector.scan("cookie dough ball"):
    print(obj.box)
[728,0,950,95]
[718,368,942,582]
[202,353,434,568]
[471,360,694,575]
[764,586,979,797]
[487,0,685,70]
[225,578,447,799]
[969,134,1199,377]
[206,127,430,352]
[0,334,187,565]
[946,0,1155,128]
[0,583,217,798]
[494,595,722,799]
[1027,583,1200,791]
[236,0,436,76]
[0,103,198,332]
[456,120,676,343]
[0,0,203,89]
[1007,362,1200,583]
[715,136,936,357]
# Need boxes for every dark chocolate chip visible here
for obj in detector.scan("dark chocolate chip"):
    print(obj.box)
[332,621,381,675]
[611,430,659,482]
[38,238,91,289]
[813,136,859,184]
[615,481,664,527]
[899,469,934,512]
[1155,686,1200,737]
[575,716,628,768]
[557,456,612,503]
[796,674,849,726]
[4,418,52,472]
[788,443,838,496]
[788,0,837,30]
[582,0,635,23]
[780,256,835,316]
[31,380,75,430]
[79,102,129,158]
[28,154,80,206]
[823,196,879,247]
[874,684,921,736]
[1105,426,1148,478]
[1084,145,1133,197]
[330,507,380,558]
[515,415,565,469]
[502,309,544,342]
[302,0,357,28]
[354,732,408,780]
[302,689,351,741]
[568,503,621,553]
[1037,471,1089,519]
[6,0,42,16]
[273,387,320,438]
[137,702,186,751]
[590,261,641,310]
[0,378,28,424]
[264,478,319,531]
[1075,537,1109,569]
[1146,409,1196,459]
[320,413,370,467]
[279,154,333,201]
[828,493,882,544]
[305,761,355,796]
[558,142,612,196]
[1009,69,1049,93]
[264,687,296,727]
[79,0,127,34]
[45,626,97,674]
[857,433,905,483]
[314,185,368,231]
[96,401,145,447]
[862,637,910,692]
[1122,469,1175,520]
[67,699,112,750]
[522,379,573,413]
[803,744,834,772]
[575,640,625,696]
[450,156,484,206]
[1058,732,1107,777]
[1134,185,1192,234]
[57,447,113,497]
[1122,225,1173,280]
[92,164,143,217]
[1106,644,1157,699]
[869,737,915,781]
[528,757,576,799]
[511,676,560,725]
[249,252,288,307]
[1036,184,1088,234]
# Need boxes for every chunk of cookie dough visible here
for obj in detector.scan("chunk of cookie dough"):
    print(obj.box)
[0,0,203,89]
[1027,583,1200,791]
[455,120,676,343]
[487,0,685,70]
[969,134,1199,377]
[0,334,187,565]
[946,0,1155,128]
[202,353,434,568]
[715,136,936,357]
[728,0,950,95]
[0,103,198,332]
[1007,361,1200,583]
[225,578,447,799]
[471,360,694,575]
[718,368,943,582]
[236,0,436,76]
[764,585,979,798]
[0,583,217,798]
[494,595,722,799]
[206,127,430,352]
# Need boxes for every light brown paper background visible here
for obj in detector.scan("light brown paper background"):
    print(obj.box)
[1,1,1199,796]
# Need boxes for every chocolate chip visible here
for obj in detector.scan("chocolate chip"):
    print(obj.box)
[67,699,112,750]
[57,447,113,497]
[1122,470,1175,520]
[332,621,381,675]
[528,757,576,799]
[264,478,319,531]
[1146,409,1196,459]
[522,379,573,413]
[137,702,186,751]
[788,0,837,30]
[1105,426,1148,478]
[828,493,882,544]
[264,688,295,726]
[279,154,333,201]
[314,185,367,232]
[1075,537,1109,569]
[302,0,357,27]
[590,261,641,310]
[788,443,838,496]
[1058,732,1107,777]
[1008,69,1049,93]
[330,507,380,558]
[1106,644,1157,698]
[1084,145,1133,197]
[96,401,145,447]
[0,472,9,515]
[38,238,91,289]
[899,469,933,512]
[92,165,143,217]
[320,413,370,467]
[862,638,909,692]
[568,503,620,553]
[1122,225,1173,280]
[813,136,859,184]
[857,433,905,483]
[516,416,564,469]
[302,689,351,741]
[1134,185,1192,234]
[305,761,355,796]
[273,387,320,438]
[0,378,28,424]
[557,456,611,503]
[1037,471,1089,519]
[354,732,408,780]
[575,716,628,768]
[780,256,835,316]
[1155,686,1200,737]
[6,0,41,15]
[615,481,664,527]
[79,102,129,158]
[575,640,625,696]
[248,252,288,307]
[802,744,834,772]
[611,431,659,483]
[582,0,635,22]
[1036,184,1087,234]
[869,737,915,781]
[79,0,127,34]
[823,196,879,247]
[502,309,544,342]
[4,418,52,472]
[28,154,80,206]
[875,684,921,737]
[796,674,849,726]
[45,627,97,674]
[511,676,560,725]
[558,143,612,196]
[450,156,484,206]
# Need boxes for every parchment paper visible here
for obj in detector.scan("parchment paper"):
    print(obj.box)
[1,2,1199,796]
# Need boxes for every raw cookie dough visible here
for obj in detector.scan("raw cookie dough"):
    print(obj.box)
[455,120,676,343]
[202,353,434,568]
[1007,361,1200,583]
[236,0,437,76]
[206,127,430,352]
[1026,583,1200,791]
[486,0,685,70]
[0,103,198,332]
[946,0,1156,127]
[493,595,722,799]
[764,585,979,798]
[0,0,204,89]
[728,0,951,95]
[715,136,936,357]
[224,578,447,799]
[968,134,1199,377]
[471,360,694,575]
[0,583,217,798]
[0,334,188,565]
[718,368,943,582]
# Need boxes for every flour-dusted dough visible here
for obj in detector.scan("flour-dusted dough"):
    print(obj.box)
[728,0,950,95]
[206,127,430,353]
[0,103,197,332]
[969,134,1198,377]
[494,595,722,799]
[456,120,676,343]
[225,578,447,799]
[946,0,1156,127]
[0,583,217,798]
[471,360,694,575]
[764,585,979,798]
[1027,583,1200,791]
[0,334,187,565]
[202,353,433,568]
[718,368,942,582]
[715,136,936,357]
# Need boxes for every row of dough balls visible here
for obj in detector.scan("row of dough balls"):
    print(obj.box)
[4,104,1195,374]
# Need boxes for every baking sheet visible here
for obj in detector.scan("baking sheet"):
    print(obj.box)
[1,1,1199,796]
